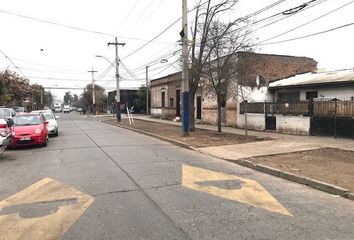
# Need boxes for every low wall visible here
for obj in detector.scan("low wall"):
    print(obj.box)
[151,108,175,119]
[201,108,237,126]
[276,115,310,135]
[237,113,265,131]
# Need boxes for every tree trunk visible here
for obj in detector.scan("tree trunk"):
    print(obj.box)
[217,96,222,132]
[244,102,248,136]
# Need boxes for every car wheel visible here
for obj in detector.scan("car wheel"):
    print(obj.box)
[43,135,48,147]
[54,130,59,137]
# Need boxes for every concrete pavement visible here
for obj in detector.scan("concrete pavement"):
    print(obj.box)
[1,112,354,239]
[123,114,354,160]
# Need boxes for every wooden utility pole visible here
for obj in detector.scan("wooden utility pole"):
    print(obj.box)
[88,68,98,115]
[108,37,125,122]
[146,66,149,114]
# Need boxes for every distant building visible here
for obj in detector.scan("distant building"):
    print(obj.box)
[108,88,143,113]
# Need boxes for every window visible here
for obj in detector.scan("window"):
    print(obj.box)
[278,92,300,103]
[306,91,318,100]
[161,92,165,108]
[169,98,174,107]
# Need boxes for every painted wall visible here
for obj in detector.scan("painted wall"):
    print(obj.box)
[237,113,265,131]
[299,86,354,100]
[276,115,311,135]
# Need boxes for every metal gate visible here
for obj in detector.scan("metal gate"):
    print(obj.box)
[265,103,276,130]
[310,99,354,138]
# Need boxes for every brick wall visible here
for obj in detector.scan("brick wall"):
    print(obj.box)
[201,52,317,126]
[150,72,181,119]
[236,52,317,86]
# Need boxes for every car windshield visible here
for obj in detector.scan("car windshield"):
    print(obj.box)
[42,112,54,120]
[0,109,10,119]
[14,107,25,113]
[13,115,42,126]
[33,111,54,120]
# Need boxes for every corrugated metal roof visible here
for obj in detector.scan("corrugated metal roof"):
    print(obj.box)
[269,69,354,88]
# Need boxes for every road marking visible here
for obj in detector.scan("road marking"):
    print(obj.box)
[182,165,292,216]
[0,178,94,240]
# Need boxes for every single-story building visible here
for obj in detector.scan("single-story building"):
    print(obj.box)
[150,51,317,126]
[237,69,354,137]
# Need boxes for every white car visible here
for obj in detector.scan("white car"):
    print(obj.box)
[0,118,13,153]
[63,105,70,113]
[32,110,59,136]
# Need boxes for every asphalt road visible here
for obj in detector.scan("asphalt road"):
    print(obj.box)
[1,112,354,240]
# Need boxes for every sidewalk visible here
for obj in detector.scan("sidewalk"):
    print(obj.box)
[100,114,354,198]
[129,114,354,160]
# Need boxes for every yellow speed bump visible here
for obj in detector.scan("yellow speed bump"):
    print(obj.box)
[0,177,94,240]
[182,165,292,216]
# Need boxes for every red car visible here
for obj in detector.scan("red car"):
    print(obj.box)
[11,113,49,148]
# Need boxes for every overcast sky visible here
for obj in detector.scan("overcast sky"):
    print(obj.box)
[0,0,353,100]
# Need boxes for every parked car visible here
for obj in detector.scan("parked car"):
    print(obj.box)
[13,106,26,114]
[0,118,14,154]
[77,107,83,112]
[32,110,59,136]
[63,105,70,113]
[11,113,49,148]
[72,106,77,111]
[0,107,16,119]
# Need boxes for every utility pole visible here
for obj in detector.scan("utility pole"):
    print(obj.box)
[181,0,189,136]
[40,88,43,106]
[108,37,125,122]
[88,68,98,115]
[146,66,149,115]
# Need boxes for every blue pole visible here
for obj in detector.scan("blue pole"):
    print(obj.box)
[182,91,189,134]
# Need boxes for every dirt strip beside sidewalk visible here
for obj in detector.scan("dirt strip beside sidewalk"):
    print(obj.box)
[102,116,354,200]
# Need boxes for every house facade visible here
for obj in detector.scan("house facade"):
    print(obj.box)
[150,52,317,125]
[238,69,354,137]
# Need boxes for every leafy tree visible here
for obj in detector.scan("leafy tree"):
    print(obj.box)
[0,70,31,105]
[80,84,107,113]
[72,94,79,107]
[133,85,147,113]
[63,91,73,105]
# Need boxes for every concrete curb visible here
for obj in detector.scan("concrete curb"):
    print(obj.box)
[102,120,354,202]
[226,158,353,201]
[103,121,192,150]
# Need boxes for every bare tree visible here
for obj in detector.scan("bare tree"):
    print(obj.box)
[189,0,249,131]
[199,17,252,132]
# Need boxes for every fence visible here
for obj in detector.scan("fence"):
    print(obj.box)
[314,99,354,117]
[240,101,309,116]
[240,99,354,117]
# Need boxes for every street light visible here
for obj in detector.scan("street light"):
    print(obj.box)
[95,55,120,121]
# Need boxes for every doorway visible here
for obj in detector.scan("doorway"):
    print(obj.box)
[176,89,181,117]
[196,96,202,119]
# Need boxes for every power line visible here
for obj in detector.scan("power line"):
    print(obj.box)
[121,0,212,60]
[0,8,177,45]
[0,8,115,37]
[127,0,156,31]
[259,0,354,44]
[0,49,27,78]
[151,58,180,77]
[257,22,354,46]
[118,0,140,30]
